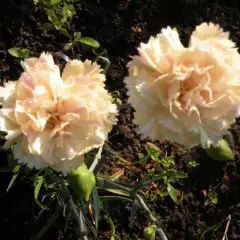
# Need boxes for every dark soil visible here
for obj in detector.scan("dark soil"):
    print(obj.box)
[1,0,240,240]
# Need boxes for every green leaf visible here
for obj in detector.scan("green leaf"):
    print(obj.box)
[34,176,49,210]
[8,47,29,59]
[79,37,100,48]
[49,0,62,5]
[21,49,30,59]
[61,4,75,24]
[47,11,61,30]
[63,42,73,50]
[147,168,155,175]
[167,183,179,205]
[206,139,234,161]
[145,142,161,161]
[138,153,148,165]
[60,28,70,38]
[42,23,54,33]
[205,191,218,206]
[160,155,175,168]
[187,160,199,169]
[166,170,187,179]
[33,0,39,4]
[156,189,168,198]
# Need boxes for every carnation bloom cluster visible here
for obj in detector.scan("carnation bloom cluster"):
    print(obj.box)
[125,22,240,147]
[0,53,117,173]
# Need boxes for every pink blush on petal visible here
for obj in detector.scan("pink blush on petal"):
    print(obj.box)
[164,54,174,67]
[235,105,240,118]
[23,129,35,137]
[71,108,85,113]
[87,120,103,126]
[20,72,34,90]
[0,108,14,115]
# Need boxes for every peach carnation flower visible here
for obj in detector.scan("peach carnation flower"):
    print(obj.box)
[0,53,117,173]
[125,22,240,147]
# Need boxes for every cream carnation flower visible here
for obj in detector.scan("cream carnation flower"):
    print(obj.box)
[0,53,117,173]
[125,22,240,147]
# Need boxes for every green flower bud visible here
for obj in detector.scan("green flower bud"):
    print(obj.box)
[143,226,156,240]
[67,164,96,201]
[206,139,234,161]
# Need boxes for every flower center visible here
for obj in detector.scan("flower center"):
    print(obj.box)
[46,115,60,130]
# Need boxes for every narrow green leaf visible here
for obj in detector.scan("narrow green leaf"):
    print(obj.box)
[34,176,49,210]
[79,209,87,236]
[104,188,129,196]
[79,37,100,48]
[31,204,61,240]
[130,199,138,228]
[99,195,132,202]
[6,173,19,193]
[98,56,110,75]
[36,194,56,221]
[104,143,131,164]
[109,169,124,181]
[107,216,116,235]
[92,187,100,231]
[167,183,179,205]
[96,177,130,193]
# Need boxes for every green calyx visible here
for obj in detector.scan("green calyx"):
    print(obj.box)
[206,139,234,161]
[67,164,96,201]
[143,225,156,240]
